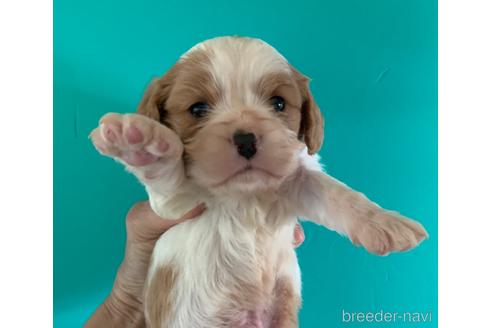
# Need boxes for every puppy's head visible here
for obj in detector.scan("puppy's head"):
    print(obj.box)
[138,36,324,194]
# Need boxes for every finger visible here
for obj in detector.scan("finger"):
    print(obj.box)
[149,203,206,235]
[141,202,206,233]
[125,201,207,244]
[126,201,154,223]
[293,223,305,248]
[126,201,170,235]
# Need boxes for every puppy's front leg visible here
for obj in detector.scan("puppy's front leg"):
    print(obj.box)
[287,166,428,256]
[90,113,185,210]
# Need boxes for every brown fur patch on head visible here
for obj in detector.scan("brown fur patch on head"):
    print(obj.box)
[290,66,324,155]
[254,72,303,134]
[137,42,324,155]
[253,67,324,155]
[137,37,325,192]
[137,48,220,143]
[144,265,178,328]
[137,71,176,124]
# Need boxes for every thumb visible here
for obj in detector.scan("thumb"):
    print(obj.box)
[157,202,207,230]
[126,201,207,241]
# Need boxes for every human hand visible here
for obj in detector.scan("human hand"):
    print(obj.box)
[86,202,305,327]
[85,201,206,327]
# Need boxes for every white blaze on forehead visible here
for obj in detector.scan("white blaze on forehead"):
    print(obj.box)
[182,36,292,107]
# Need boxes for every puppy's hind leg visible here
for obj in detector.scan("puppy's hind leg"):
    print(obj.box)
[269,277,300,328]
[144,264,179,328]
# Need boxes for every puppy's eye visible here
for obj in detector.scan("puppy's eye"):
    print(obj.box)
[189,102,210,118]
[270,96,286,112]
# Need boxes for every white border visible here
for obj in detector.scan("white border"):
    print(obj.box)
[439,0,492,326]
[1,0,491,327]
[0,0,53,327]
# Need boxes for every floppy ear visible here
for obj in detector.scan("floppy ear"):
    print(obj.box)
[291,67,324,155]
[136,78,163,121]
[137,68,178,125]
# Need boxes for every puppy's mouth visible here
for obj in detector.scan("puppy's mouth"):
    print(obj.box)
[212,164,283,188]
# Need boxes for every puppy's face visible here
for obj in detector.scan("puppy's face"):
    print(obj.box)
[138,37,324,194]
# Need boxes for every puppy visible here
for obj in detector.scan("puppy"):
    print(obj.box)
[90,36,428,328]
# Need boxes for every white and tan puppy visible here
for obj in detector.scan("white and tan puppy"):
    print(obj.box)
[91,36,428,328]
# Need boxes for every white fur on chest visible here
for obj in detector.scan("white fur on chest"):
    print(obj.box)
[146,189,300,328]
[144,149,321,327]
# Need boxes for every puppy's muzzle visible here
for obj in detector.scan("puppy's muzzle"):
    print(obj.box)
[233,131,257,160]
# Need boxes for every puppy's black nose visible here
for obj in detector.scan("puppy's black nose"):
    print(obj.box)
[233,132,257,160]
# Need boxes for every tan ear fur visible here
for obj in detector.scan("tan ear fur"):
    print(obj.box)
[136,78,162,121]
[137,66,179,124]
[291,66,324,155]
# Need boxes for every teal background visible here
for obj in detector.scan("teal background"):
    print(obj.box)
[54,0,437,327]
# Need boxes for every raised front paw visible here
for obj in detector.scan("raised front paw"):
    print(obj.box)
[349,210,428,256]
[90,113,183,173]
